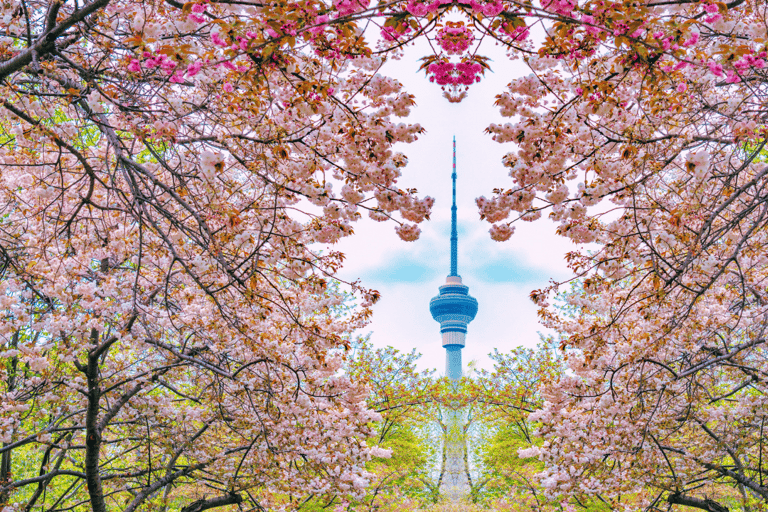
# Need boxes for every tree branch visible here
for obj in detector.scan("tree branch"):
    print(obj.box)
[668,492,729,512]
[179,493,244,512]
[0,0,111,81]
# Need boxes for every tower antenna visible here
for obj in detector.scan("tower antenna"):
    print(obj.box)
[450,136,458,276]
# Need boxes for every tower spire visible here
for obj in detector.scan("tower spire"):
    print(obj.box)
[450,137,458,276]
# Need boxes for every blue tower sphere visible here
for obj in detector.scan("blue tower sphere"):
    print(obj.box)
[429,276,478,348]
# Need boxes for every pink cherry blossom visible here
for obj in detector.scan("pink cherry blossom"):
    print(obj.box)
[489,223,515,241]
[186,60,203,76]
[395,223,421,241]
[708,61,724,77]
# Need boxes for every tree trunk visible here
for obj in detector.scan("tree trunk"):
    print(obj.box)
[83,329,108,512]
[0,331,19,506]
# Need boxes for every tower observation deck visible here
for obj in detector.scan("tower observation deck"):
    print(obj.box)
[429,138,478,381]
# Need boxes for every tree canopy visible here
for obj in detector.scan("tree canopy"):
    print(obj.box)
[2,0,767,510]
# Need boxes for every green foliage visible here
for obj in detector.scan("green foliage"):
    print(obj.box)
[368,419,437,505]
[473,421,548,509]
[460,339,608,511]
[292,339,440,511]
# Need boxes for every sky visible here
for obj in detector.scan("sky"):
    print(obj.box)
[334,39,576,375]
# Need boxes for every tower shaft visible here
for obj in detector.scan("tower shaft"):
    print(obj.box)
[450,137,458,277]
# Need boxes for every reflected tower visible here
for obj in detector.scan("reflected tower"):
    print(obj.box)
[429,138,479,380]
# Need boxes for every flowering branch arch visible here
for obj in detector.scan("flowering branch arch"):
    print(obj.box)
[2,0,768,510]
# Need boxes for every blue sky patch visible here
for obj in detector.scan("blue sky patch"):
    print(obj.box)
[474,257,545,283]
[366,260,442,283]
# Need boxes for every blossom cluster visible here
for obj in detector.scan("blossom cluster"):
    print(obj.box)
[501,22,529,42]
[334,0,372,17]
[436,22,473,55]
[404,0,452,16]
[427,60,483,86]
[381,22,413,41]
[401,0,503,17]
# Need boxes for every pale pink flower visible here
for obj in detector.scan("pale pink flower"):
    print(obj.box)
[489,223,515,241]
[394,223,420,241]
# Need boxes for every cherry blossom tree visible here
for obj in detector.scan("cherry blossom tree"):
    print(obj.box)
[343,341,439,511]
[473,0,768,509]
[4,0,768,509]
[0,0,437,509]
[473,343,565,511]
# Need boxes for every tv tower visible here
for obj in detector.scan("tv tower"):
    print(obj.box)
[429,138,479,380]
